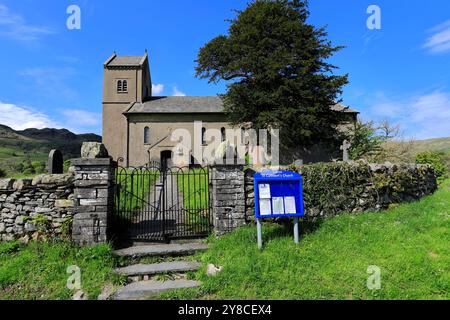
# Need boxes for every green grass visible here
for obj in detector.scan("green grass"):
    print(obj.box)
[176,168,210,210]
[0,240,119,300]
[116,169,160,214]
[176,168,211,229]
[162,180,450,300]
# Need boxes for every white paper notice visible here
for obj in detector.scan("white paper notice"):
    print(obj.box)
[260,199,272,216]
[258,184,271,199]
[272,197,285,215]
[284,196,297,214]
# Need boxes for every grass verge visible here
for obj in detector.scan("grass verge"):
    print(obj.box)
[161,180,450,300]
[0,240,120,300]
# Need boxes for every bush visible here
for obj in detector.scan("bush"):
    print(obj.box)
[0,168,6,178]
[415,151,448,180]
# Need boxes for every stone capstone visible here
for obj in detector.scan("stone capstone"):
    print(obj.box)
[81,142,109,159]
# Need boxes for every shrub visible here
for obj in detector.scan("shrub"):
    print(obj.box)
[415,151,448,179]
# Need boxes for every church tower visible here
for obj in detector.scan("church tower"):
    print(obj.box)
[102,51,152,164]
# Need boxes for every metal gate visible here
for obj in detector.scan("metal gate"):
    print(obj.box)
[112,165,212,242]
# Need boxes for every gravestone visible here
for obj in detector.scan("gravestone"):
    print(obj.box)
[340,140,351,163]
[48,149,64,174]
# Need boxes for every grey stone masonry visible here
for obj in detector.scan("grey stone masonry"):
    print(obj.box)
[0,174,74,242]
[71,157,116,245]
[211,165,246,235]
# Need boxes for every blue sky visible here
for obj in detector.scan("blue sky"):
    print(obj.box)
[0,0,449,139]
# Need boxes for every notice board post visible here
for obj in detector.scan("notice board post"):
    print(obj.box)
[254,171,304,249]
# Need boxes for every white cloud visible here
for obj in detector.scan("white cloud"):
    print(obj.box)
[0,4,55,41]
[172,86,186,97]
[152,83,164,95]
[367,91,450,139]
[0,101,59,130]
[423,20,450,54]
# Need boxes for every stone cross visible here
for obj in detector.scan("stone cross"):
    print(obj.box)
[48,149,64,174]
[341,140,351,162]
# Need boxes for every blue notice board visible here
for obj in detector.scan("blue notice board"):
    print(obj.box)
[254,170,304,219]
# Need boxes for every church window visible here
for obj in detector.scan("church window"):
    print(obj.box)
[117,79,128,93]
[144,127,150,144]
[221,127,226,142]
[201,127,207,145]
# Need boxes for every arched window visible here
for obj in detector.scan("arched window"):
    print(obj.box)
[122,80,128,92]
[117,80,123,92]
[240,127,245,144]
[144,127,150,144]
[201,127,206,145]
[221,127,226,142]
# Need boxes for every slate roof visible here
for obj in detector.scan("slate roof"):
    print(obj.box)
[125,96,225,114]
[330,103,359,114]
[105,54,146,67]
[124,97,359,115]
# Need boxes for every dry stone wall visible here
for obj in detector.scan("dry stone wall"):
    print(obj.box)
[245,162,438,221]
[0,174,75,242]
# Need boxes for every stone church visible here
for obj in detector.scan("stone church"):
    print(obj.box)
[102,52,358,168]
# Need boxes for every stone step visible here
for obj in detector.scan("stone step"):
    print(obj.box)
[115,261,202,277]
[113,243,208,258]
[113,280,201,300]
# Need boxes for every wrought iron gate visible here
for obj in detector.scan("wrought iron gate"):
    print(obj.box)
[112,165,212,242]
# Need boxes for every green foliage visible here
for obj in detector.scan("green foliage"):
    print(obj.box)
[0,241,116,300]
[162,179,450,300]
[416,151,449,180]
[60,216,74,238]
[63,160,71,173]
[349,121,389,160]
[0,168,6,178]
[195,0,348,149]
[286,161,436,217]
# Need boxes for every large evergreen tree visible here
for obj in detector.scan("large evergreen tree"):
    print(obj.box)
[195,0,349,150]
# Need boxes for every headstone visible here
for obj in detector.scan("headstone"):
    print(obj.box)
[340,140,351,162]
[48,149,63,174]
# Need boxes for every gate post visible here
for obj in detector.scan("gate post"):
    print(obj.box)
[71,157,116,245]
[211,165,246,236]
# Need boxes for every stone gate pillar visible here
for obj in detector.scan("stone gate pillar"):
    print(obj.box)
[71,157,116,245]
[211,165,246,235]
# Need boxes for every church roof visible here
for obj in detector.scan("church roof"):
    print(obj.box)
[104,53,147,68]
[124,97,359,115]
[330,103,359,114]
[125,96,225,114]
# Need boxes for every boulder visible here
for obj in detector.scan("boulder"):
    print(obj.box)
[81,142,109,159]
[13,179,32,190]
[0,179,16,190]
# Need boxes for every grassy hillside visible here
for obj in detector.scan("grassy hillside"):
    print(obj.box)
[410,137,450,155]
[0,124,101,178]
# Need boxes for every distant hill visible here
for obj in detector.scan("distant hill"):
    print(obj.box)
[0,124,101,176]
[409,137,450,155]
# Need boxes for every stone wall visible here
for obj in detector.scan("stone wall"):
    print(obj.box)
[211,165,246,235]
[71,158,115,245]
[0,174,74,242]
[244,162,438,221]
